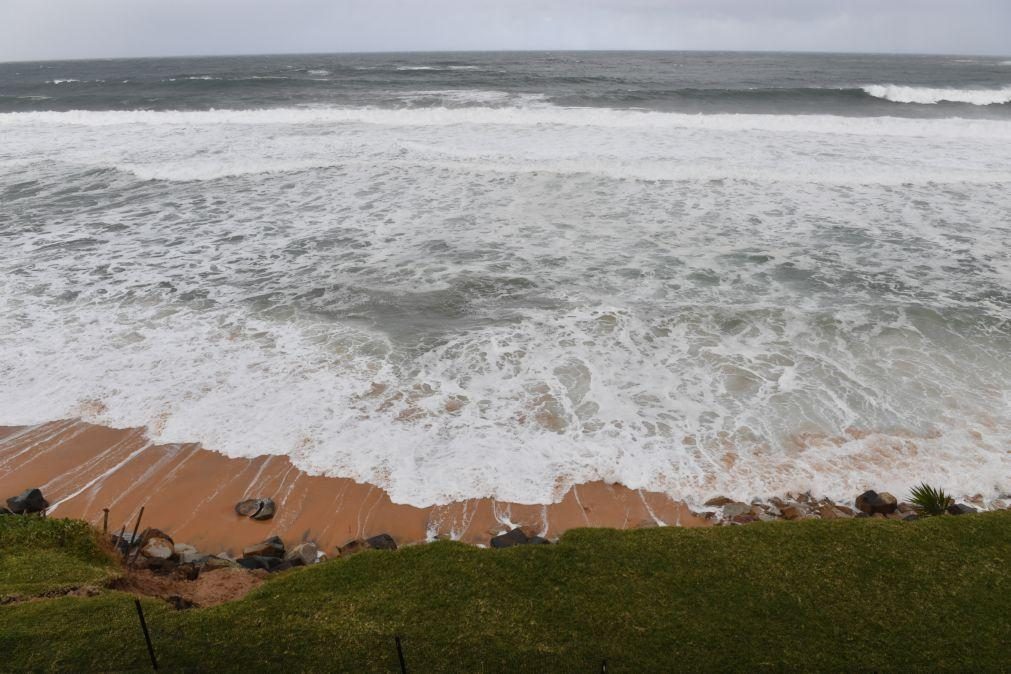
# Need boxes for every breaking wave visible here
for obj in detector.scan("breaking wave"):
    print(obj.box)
[862,84,1011,105]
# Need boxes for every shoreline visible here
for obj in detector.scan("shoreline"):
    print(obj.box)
[0,420,709,554]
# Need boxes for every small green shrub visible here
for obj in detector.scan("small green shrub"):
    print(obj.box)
[908,482,952,516]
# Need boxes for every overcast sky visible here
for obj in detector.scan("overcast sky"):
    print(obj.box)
[2,0,1009,62]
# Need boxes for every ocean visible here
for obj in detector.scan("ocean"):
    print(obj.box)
[1,51,1009,507]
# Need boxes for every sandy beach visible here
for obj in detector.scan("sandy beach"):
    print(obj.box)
[0,420,707,554]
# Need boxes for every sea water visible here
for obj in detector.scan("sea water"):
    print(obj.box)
[1,52,1009,505]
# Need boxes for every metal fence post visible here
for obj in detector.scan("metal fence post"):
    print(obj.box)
[133,599,159,670]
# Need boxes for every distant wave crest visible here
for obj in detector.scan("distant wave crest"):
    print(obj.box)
[862,84,1011,105]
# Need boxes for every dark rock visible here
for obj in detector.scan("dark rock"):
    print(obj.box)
[338,539,367,557]
[237,555,282,571]
[235,497,276,520]
[946,503,977,516]
[5,488,49,514]
[112,531,140,554]
[143,557,178,573]
[251,498,276,521]
[243,535,284,559]
[0,507,13,515]
[271,561,294,573]
[527,536,552,544]
[365,533,397,551]
[490,528,528,548]
[855,512,870,519]
[901,513,919,522]
[855,490,897,515]
[284,542,319,566]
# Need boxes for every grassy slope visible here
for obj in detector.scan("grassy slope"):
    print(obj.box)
[1,513,1009,672]
[0,517,118,599]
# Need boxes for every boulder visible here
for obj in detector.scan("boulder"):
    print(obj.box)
[139,528,175,546]
[527,536,552,544]
[140,537,175,561]
[338,539,367,557]
[834,505,856,517]
[234,497,276,521]
[490,528,529,548]
[721,502,751,518]
[243,535,285,559]
[781,504,807,520]
[284,542,319,567]
[251,498,276,521]
[855,490,897,515]
[365,534,397,551]
[896,502,916,514]
[179,551,209,565]
[0,507,13,516]
[947,503,977,516]
[237,556,282,572]
[272,561,294,573]
[704,496,734,507]
[901,513,919,522]
[234,499,262,517]
[818,505,852,520]
[5,488,49,514]
[731,514,757,524]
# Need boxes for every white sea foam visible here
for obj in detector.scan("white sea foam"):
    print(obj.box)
[863,84,1011,105]
[4,106,1011,140]
[1,99,1009,507]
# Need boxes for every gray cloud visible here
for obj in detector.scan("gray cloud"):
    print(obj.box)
[2,0,1009,62]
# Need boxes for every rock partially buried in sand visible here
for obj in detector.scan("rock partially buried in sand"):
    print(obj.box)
[243,535,285,559]
[234,497,276,521]
[365,533,397,551]
[490,528,529,548]
[855,490,898,515]
[6,488,49,514]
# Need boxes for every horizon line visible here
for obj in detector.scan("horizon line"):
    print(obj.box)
[3,46,1011,66]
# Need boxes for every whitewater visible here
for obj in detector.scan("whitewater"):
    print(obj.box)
[1,52,1009,507]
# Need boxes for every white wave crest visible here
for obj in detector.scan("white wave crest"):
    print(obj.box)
[4,106,1011,141]
[863,84,1011,105]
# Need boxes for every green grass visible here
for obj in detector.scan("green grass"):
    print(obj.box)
[1,513,1009,672]
[0,517,118,599]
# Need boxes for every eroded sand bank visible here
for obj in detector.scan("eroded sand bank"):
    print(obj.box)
[0,420,707,554]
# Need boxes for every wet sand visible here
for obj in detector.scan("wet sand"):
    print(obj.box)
[0,420,708,554]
